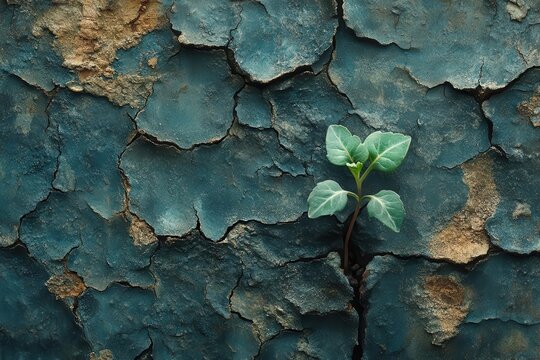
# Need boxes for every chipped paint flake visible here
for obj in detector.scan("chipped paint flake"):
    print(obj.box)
[129,214,158,246]
[46,271,87,299]
[506,0,530,21]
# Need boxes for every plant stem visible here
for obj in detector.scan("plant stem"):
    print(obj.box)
[344,201,361,274]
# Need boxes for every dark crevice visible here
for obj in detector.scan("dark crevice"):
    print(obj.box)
[228,264,263,345]
[134,336,154,360]
[463,65,539,103]
[281,251,337,267]
[215,214,307,244]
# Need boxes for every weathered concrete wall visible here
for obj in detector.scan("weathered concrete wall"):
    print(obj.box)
[0,0,538,359]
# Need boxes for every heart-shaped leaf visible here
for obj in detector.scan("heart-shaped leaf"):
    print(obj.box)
[308,180,349,218]
[326,125,369,166]
[366,190,405,232]
[364,131,411,172]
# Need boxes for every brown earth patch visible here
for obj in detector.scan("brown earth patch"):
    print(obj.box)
[46,271,87,299]
[129,214,158,246]
[429,153,499,263]
[417,275,469,345]
[33,0,165,107]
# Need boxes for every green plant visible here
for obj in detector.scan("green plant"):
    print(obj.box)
[308,125,411,273]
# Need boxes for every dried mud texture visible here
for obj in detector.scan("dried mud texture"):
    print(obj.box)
[429,154,500,263]
[416,275,469,345]
[517,87,540,127]
[32,0,165,107]
[46,271,87,299]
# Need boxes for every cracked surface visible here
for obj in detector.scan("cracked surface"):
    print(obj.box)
[342,0,540,90]
[230,0,338,83]
[0,71,58,246]
[364,254,540,358]
[1,0,539,358]
[121,126,312,240]
[135,48,243,148]
[429,153,499,263]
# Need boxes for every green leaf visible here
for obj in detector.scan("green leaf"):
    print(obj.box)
[366,190,405,232]
[308,180,349,218]
[364,131,411,172]
[325,125,369,166]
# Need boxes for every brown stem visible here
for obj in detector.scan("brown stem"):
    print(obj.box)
[343,201,361,274]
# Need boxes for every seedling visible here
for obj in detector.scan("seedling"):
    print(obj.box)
[308,125,411,273]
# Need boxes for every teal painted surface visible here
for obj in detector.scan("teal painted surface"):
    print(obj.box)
[364,255,540,359]
[0,0,539,359]
[342,0,540,90]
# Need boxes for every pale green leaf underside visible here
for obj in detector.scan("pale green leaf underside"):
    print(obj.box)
[366,190,405,232]
[326,125,369,166]
[308,180,349,218]
[364,131,411,172]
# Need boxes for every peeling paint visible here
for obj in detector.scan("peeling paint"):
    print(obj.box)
[417,275,469,345]
[342,0,540,89]
[121,126,312,240]
[506,0,530,21]
[46,271,87,299]
[135,48,243,148]
[230,0,338,82]
[32,0,165,106]
[364,254,540,358]
[1,0,539,358]
[429,153,499,263]
[129,214,159,246]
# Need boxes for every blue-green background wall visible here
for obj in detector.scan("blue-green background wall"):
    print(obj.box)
[1,0,539,358]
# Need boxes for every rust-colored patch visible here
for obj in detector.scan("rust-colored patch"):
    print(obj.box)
[417,275,469,345]
[46,271,87,299]
[33,0,164,107]
[429,154,500,263]
[517,87,540,127]
[129,215,158,246]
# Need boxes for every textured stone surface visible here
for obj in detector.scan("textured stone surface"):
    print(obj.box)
[236,85,273,129]
[170,0,240,47]
[0,1,75,91]
[483,68,540,253]
[1,0,539,358]
[342,0,540,90]
[148,233,260,359]
[136,48,243,148]
[78,284,154,360]
[20,192,157,290]
[230,0,338,82]
[484,68,540,161]
[0,71,58,246]
[121,126,311,240]
[0,246,90,359]
[49,91,135,218]
[363,254,540,359]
